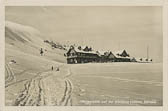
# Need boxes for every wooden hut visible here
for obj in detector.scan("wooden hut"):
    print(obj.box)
[114,50,131,62]
[66,46,99,64]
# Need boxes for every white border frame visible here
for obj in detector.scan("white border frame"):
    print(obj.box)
[0,0,168,111]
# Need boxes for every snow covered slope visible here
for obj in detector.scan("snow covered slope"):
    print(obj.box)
[5,21,68,106]
[5,21,66,63]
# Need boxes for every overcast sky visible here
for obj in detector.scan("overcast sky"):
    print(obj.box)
[5,6,162,62]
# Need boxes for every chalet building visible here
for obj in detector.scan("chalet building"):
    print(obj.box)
[66,46,133,64]
[66,46,99,64]
[97,51,116,62]
[114,50,130,57]
[114,50,131,62]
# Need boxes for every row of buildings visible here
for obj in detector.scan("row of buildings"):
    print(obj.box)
[66,45,140,64]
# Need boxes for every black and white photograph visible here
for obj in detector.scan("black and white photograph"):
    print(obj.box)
[4,6,163,106]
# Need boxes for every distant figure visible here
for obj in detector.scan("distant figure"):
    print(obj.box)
[11,60,16,64]
[51,66,54,71]
[56,67,59,71]
[40,48,44,56]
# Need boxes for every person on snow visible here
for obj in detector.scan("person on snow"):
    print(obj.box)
[51,66,54,71]
[40,48,44,56]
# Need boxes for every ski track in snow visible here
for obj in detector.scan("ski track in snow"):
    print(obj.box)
[14,68,73,106]
[59,79,73,106]
[5,63,16,87]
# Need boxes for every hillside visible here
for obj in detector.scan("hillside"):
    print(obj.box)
[5,21,70,106]
[5,21,66,63]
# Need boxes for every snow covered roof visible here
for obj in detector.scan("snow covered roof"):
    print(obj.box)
[114,49,126,55]
[113,49,131,58]
[66,46,97,54]
[97,50,107,55]
[67,46,133,58]
[74,47,97,54]
[81,46,88,49]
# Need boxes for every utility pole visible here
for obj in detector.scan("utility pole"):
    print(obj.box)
[82,32,84,46]
[147,45,149,60]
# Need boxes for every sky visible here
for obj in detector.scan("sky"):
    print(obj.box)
[5,6,163,62]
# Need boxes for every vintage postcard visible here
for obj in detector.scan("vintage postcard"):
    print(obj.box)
[0,0,168,111]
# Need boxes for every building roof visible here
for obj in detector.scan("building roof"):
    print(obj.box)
[81,46,87,49]
[97,50,107,56]
[113,49,131,58]
[114,49,126,55]
[67,45,133,59]
[71,46,98,54]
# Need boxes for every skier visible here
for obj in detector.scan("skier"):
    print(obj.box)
[51,66,54,71]
[40,48,44,56]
